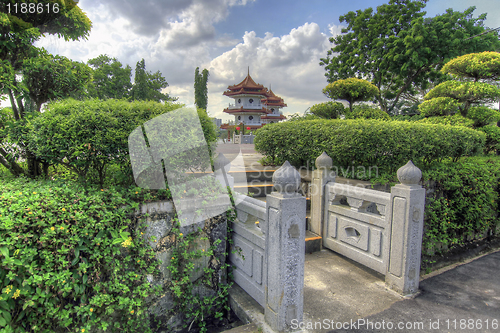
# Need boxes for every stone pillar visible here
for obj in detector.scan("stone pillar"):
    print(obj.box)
[264,161,306,332]
[309,152,336,236]
[386,161,426,296]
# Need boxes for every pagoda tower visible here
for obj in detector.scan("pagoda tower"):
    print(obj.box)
[221,69,286,130]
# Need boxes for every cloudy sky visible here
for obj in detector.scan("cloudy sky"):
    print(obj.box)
[35,0,500,122]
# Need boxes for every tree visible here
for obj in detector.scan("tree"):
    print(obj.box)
[421,52,500,118]
[131,59,176,102]
[308,101,345,119]
[320,1,500,114]
[323,78,379,112]
[87,54,132,100]
[23,50,92,112]
[0,1,92,178]
[194,67,209,110]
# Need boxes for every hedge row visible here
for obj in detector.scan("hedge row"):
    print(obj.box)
[254,119,486,174]
[26,99,217,186]
[422,156,500,256]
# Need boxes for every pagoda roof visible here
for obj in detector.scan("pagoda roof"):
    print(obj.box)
[223,106,271,115]
[261,114,286,120]
[223,72,269,97]
[261,89,287,107]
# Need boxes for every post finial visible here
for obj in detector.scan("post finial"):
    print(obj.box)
[397,161,422,185]
[315,152,333,169]
[272,161,301,194]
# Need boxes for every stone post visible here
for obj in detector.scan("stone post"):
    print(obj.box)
[310,152,336,237]
[264,161,306,332]
[386,161,426,295]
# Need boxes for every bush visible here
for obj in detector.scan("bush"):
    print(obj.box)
[344,105,390,120]
[390,114,425,122]
[466,106,500,128]
[422,156,500,256]
[308,102,345,119]
[418,97,460,116]
[477,125,500,154]
[254,119,485,176]
[28,99,217,186]
[415,114,474,128]
[0,178,171,332]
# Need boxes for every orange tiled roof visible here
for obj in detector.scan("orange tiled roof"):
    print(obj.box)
[261,114,286,120]
[261,89,287,107]
[223,106,271,115]
[223,73,269,97]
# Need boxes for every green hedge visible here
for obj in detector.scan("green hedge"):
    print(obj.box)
[415,114,474,128]
[477,125,500,154]
[345,105,390,120]
[422,156,500,256]
[255,119,485,175]
[0,178,171,332]
[28,99,217,186]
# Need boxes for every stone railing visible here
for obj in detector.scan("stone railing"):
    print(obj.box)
[232,134,255,144]
[310,152,426,296]
[228,160,307,331]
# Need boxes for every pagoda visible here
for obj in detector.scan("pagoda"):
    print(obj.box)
[221,69,286,130]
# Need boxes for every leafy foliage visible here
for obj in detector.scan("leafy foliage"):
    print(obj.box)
[418,97,461,117]
[28,100,216,186]
[0,178,169,332]
[87,55,132,100]
[441,51,500,81]
[466,106,500,128]
[308,101,345,119]
[131,59,176,103]
[254,119,485,176]
[22,50,92,112]
[477,125,500,154]
[424,80,500,116]
[0,1,92,178]
[194,67,209,111]
[344,105,390,120]
[323,78,379,112]
[415,114,474,128]
[320,1,500,114]
[422,156,500,255]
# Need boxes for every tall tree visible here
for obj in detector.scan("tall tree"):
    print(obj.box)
[131,59,176,102]
[194,67,209,110]
[87,55,132,100]
[0,0,92,178]
[320,1,500,114]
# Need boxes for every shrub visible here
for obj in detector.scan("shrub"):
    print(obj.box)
[308,101,345,119]
[344,105,390,120]
[466,106,500,128]
[28,99,216,186]
[418,97,460,117]
[0,178,170,332]
[254,119,485,176]
[415,114,474,128]
[477,125,500,154]
[422,156,500,255]
[390,114,425,122]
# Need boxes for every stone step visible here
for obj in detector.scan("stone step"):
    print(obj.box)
[228,169,276,182]
[305,230,322,253]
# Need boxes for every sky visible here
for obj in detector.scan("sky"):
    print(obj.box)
[34,0,500,122]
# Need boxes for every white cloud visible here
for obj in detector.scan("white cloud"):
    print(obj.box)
[206,22,338,121]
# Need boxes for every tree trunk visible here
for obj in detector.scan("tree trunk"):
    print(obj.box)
[26,150,43,178]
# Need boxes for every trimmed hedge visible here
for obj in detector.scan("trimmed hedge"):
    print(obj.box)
[422,156,500,256]
[254,119,486,175]
[28,99,216,186]
[416,114,474,128]
[345,105,390,120]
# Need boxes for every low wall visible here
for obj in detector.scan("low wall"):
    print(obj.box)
[122,200,228,332]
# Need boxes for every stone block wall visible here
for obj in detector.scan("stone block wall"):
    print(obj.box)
[133,200,228,332]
